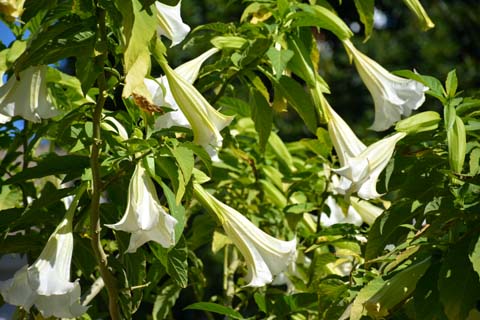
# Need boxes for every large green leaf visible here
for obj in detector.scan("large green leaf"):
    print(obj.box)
[275,76,317,133]
[365,257,431,318]
[349,277,386,320]
[250,88,273,152]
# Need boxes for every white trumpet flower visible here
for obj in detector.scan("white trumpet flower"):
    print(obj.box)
[326,101,406,200]
[0,198,87,318]
[144,48,219,131]
[194,184,296,287]
[155,1,190,47]
[106,163,177,252]
[0,66,59,123]
[343,40,428,131]
[333,132,406,200]
[159,57,233,161]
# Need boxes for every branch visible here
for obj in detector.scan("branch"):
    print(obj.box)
[89,4,121,319]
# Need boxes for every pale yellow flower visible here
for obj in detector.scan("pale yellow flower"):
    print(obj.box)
[194,184,296,287]
[0,66,59,123]
[155,1,190,47]
[343,40,428,131]
[0,198,87,318]
[106,163,177,252]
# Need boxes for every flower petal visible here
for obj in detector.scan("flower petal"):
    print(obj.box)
[155,1,190,47]
[0,66,58,123]
[343,40,428,131]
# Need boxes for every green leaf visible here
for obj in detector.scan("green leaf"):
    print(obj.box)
[365,257,431,318]
[166,237,189,288]
[350,277,386,320]
[123,250,146,312]
[285,202,317,214]
[159,181,186,245]
[439,237,480,320]
[293,4,353,40]
[47,67,92,110]
[259,179,287,208]
[266,46,294,79]
[170,145,194,203]
[14,17,95,72]
[75,53,102,94]
[365,199,419,261]
[317,279,349,319]
[4,154,90,185]
[445,69,458,97]
[275,76,317,133]
[152,280,182,320]
[267,131,294,172]
[353,0,374,41]
[286,35,316,86]
[217,96,251,117]
[184,302,244,320]
[277,0,290,17]
[250,88,273,152]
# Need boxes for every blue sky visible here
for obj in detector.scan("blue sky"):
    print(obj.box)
[0,20,15,46]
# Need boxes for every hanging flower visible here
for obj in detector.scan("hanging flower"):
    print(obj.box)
[144,48,219,131]
[155,0,190,47]
[0,0,25,20]
[0,66,59,123]
[193,184,296,287]
[325,101,406,199]
[343,39,428,131]
[333,132,407,200]
[0,199,88,318]
[106,163,178,252]
[158,57,233,161]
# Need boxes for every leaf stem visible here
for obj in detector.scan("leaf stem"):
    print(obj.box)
[90,5,121,319]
